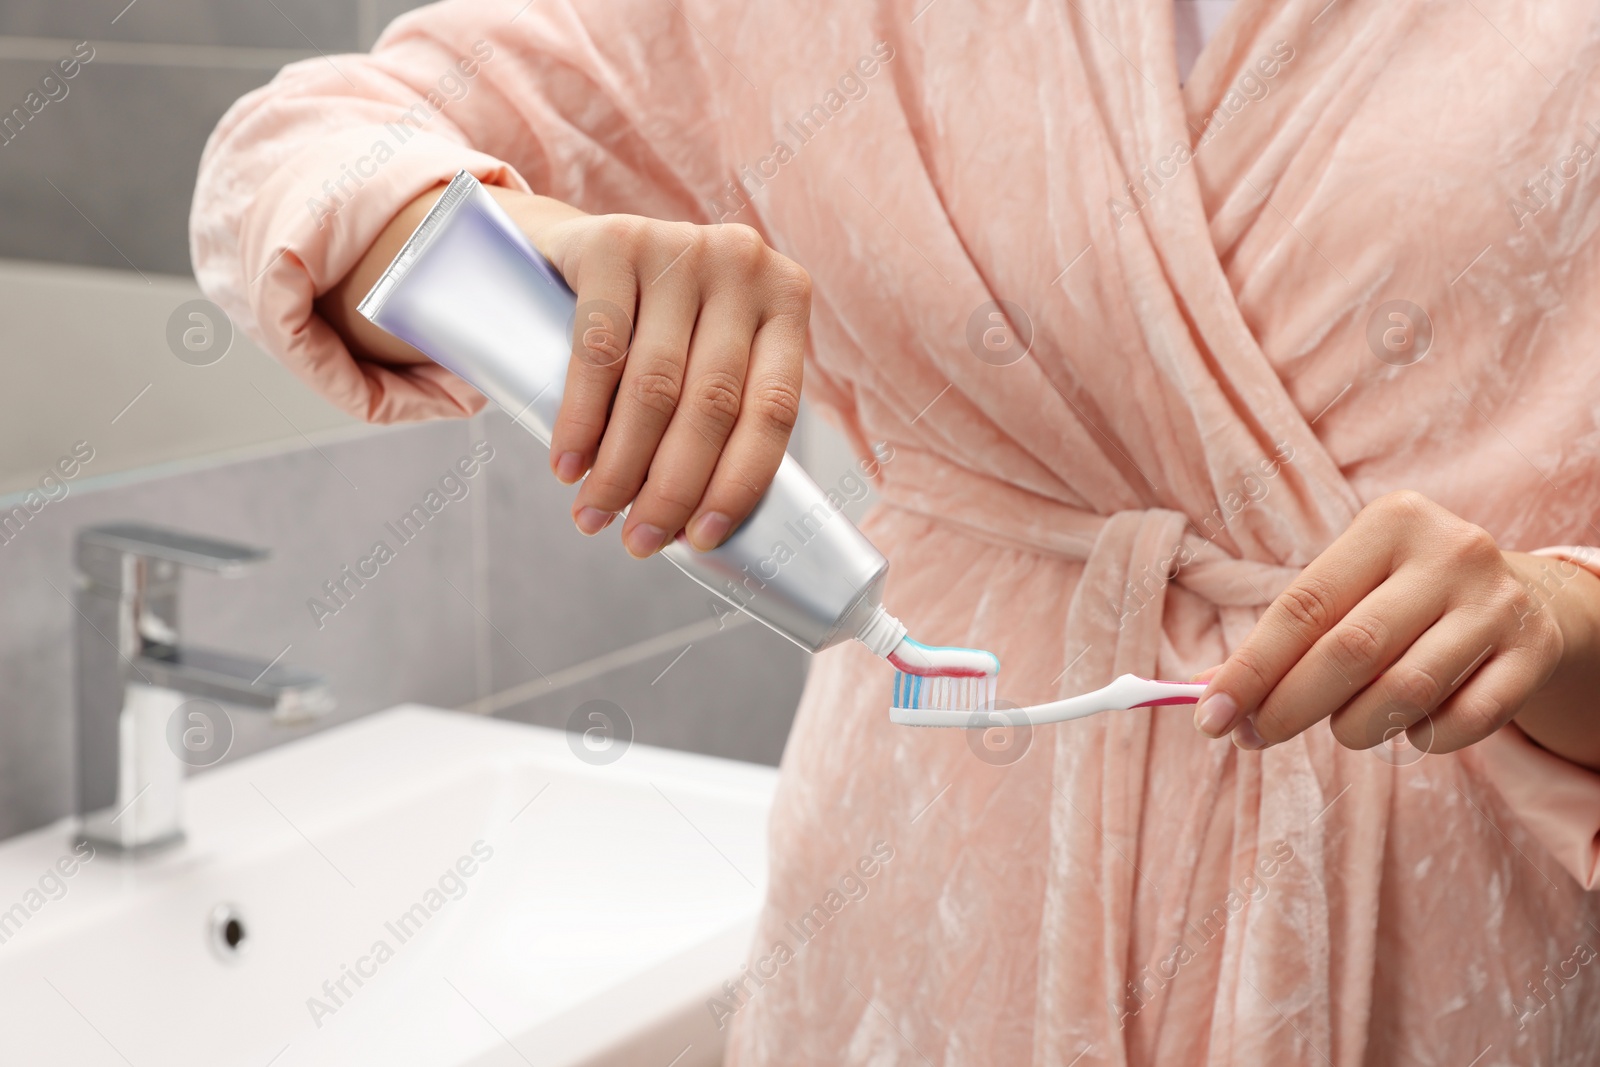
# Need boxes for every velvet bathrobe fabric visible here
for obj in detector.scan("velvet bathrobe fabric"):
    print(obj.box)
[190,0,1600,1061]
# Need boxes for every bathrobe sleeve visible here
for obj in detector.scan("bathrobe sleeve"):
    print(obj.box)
[189,0,725,423]
[1471,545,1600,890]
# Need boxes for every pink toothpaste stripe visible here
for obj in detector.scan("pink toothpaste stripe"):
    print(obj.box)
[887,652,992,678]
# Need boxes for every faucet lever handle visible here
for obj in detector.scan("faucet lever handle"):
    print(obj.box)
[76,523,268,589]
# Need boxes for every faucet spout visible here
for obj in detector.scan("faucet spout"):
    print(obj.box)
[137,645,335,723]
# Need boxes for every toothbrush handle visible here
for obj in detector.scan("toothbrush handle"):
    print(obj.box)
[1007,676,1205,726]
[1126,677,1207,708]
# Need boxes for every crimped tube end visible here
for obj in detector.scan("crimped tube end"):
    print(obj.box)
[855,603,909,658]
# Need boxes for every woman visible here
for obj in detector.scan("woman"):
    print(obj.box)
[191,0,1600,1061]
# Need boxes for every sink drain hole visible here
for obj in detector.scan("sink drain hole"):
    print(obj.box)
[208,904,248,962]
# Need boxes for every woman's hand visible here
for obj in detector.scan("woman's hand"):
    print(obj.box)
[320,186,811,557]
[1192,490,1600,769]
[528,209,810,556]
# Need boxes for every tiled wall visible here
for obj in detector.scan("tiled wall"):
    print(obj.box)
[0,0,429,274]
[0,411,814,843]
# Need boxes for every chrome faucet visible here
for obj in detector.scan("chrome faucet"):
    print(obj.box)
[73,524,334,852]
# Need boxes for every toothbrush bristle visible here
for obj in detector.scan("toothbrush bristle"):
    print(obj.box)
[891,670,998,711]
[888,637,1000,713]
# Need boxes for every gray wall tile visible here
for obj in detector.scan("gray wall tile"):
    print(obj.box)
[361,0,439,49]
[0,57,273,273]
[481,411,722,688]
[0,2,358,52]
[495,618,809,767]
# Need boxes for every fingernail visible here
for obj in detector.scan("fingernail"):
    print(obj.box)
[688,512,732,551]
[554,451,584,483]
[1232,715,1269,751]
[1193,692,1237,738]
[625,523,668,558]
[575,507,613,535]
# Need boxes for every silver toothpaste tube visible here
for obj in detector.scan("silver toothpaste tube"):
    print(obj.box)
[358,170,907,657]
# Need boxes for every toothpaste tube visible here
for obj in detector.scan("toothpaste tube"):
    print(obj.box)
[358,171,906,656]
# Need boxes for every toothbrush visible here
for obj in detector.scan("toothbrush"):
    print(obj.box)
[891,667,1204,728]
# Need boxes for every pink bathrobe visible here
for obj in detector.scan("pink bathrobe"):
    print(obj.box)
[192,0,1600,1061]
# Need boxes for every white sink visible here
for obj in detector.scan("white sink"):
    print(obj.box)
[0,707,776,1066]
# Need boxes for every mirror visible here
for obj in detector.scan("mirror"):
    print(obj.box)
[0,259,359,500]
